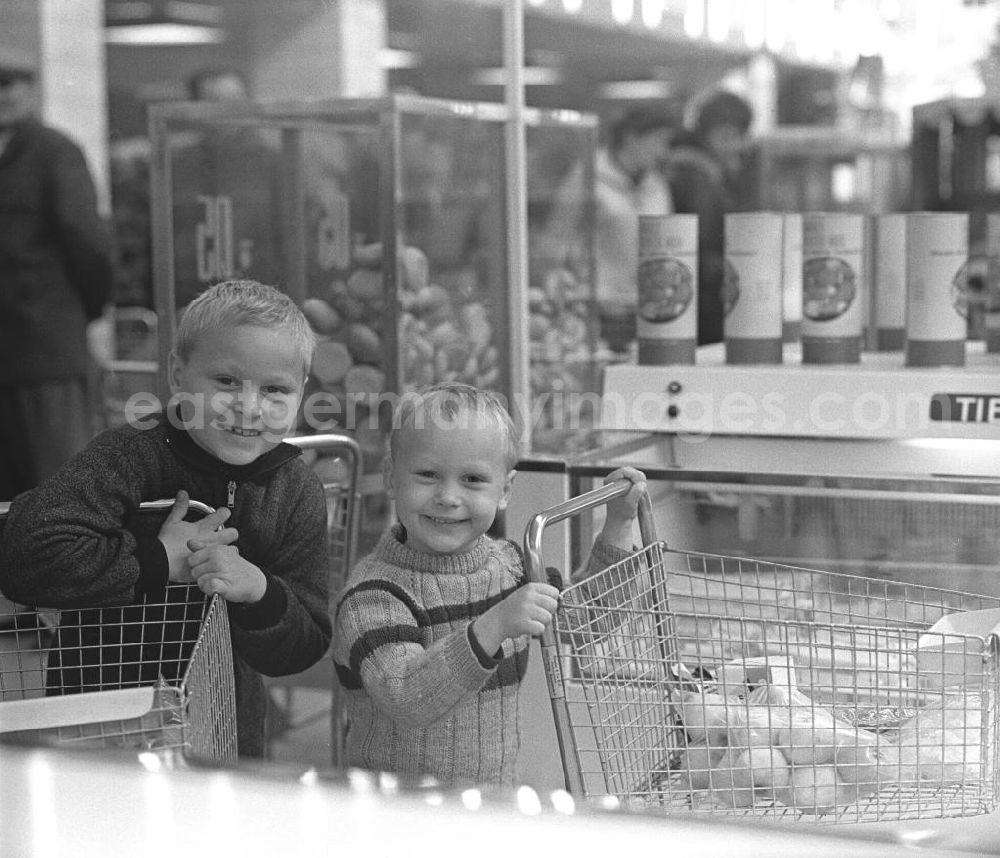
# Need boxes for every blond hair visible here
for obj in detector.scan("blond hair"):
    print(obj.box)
[388,382,519,471]
[174,280,316,372]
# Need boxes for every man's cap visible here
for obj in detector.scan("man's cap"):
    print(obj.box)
[0,45,37,80]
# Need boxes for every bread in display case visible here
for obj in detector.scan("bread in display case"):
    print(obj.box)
[148,95,599,533]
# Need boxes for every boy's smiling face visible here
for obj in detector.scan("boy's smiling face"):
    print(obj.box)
[386,412,514,556]
[168,324,306,466]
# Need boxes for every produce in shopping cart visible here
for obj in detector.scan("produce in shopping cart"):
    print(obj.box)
[775,764,849,816]
[894,693,985,786]
[833,742,886,794]
[668,680,887,814]
[674,740,725,791]
[703,749,757,808]
[669,688,733,745]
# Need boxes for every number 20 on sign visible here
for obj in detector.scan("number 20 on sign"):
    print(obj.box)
[196,194,234,282]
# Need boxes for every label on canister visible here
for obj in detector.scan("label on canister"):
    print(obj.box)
[905,212,968,366]
[875,213,907,331]
[724,212,784,351]
[906,212,968,341]
[801,213,865,337]
[781,213,803,335]
[636,214,698,364]
[986,212,1000,257]
[986,213,1000,353]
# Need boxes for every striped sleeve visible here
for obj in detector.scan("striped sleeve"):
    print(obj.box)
[570,535,634,587]
[334,577,494,729]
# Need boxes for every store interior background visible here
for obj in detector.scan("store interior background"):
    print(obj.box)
[6,1,1000,216]
[5,0,1000,312]
[5,0,1000,780]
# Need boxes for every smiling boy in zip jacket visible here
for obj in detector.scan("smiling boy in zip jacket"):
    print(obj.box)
[0,280,331,758]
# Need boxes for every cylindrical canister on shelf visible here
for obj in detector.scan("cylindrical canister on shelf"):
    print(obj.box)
[874,212,907,351]
[781,213,803,343]
[801,212,866,363]
[905,211,968,367]
[636,214,698,365]
[985,212,1000,353]
[723,212,784,364]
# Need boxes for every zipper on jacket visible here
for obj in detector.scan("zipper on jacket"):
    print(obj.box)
[226,480,237,510]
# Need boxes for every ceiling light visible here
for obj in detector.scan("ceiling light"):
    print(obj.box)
[105,0,226,45]
[105,23,224,44]
[379,48,422,69]
[599,79,676,99]
[684,0,706,38]
[641,0,665,28]
[612,0,635,24]
[473,67,565,86]
[707,0,732,42]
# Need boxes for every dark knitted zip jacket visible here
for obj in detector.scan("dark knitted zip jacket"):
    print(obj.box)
[0,411,332,757]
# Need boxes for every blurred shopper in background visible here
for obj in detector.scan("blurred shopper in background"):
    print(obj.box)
[670,89,753,346]
[544,104,676,354]
[0,49,113,499]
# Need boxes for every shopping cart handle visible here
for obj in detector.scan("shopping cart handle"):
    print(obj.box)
[523,479,656,586]
[0,499,215,522]
[138,498,216,518]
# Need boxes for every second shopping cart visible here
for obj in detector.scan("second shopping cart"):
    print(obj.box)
[525,479,1000,824]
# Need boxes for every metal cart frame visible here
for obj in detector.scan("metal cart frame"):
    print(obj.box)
[525,480,1000,824]
[0,499,237,763]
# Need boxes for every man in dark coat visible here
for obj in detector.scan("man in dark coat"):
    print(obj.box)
[0,49,113,498]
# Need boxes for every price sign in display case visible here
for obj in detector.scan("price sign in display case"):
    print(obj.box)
[148,95,598,534]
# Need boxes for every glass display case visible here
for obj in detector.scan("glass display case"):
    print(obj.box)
[148,94,598,536]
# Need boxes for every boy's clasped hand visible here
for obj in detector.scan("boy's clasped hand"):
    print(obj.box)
[158,488,267,603]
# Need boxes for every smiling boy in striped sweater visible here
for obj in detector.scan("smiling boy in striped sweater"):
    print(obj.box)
[333,382,645,787]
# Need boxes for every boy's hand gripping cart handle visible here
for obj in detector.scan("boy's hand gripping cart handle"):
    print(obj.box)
[0,499,218,525]
[523,479,656,797]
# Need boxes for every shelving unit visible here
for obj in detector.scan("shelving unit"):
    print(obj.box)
[746,125,910,213]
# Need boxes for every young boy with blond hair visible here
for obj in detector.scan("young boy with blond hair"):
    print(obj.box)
[334,381,645,787]
[0,279,331,758]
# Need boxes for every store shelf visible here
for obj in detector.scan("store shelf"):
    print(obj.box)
[602,341,1000,441]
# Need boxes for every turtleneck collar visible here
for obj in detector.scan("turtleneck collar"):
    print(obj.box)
[160,406,301,482]
[376,523,492,577]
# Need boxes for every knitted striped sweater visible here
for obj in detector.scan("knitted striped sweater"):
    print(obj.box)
[334,524,626,787]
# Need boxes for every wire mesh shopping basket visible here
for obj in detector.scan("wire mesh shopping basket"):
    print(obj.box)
[0,500,237,764]
[524,480,1000,824]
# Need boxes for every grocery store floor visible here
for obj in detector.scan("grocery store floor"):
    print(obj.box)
[266,686,336,768]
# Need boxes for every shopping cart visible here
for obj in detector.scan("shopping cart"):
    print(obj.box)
[264,432,362,765]
[96,306,159,430]
[0,499,237,764]
[525,480,1000,824]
